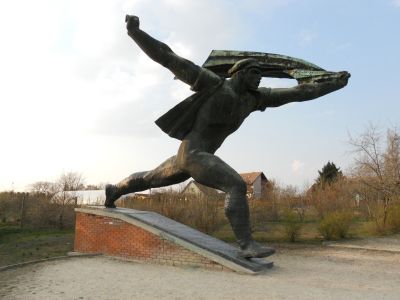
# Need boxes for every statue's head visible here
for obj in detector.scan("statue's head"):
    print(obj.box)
[228,58,262,91]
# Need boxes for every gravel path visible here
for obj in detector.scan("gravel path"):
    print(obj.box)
[1,245,400,300]
[326,233,400,252]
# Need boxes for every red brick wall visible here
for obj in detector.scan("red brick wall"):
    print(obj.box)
[74,212,230,271]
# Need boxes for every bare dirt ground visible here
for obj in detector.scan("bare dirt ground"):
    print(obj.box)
[1,242,400,300]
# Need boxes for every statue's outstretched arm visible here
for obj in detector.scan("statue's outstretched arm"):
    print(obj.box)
[126,15,201,86]
[264,71,350,108]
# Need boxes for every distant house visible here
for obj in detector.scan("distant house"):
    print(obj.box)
[181,171,268,200]
[181,180,222,198]
[240,172,268,199]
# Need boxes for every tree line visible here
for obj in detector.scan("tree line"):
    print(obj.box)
[1,124,399,240]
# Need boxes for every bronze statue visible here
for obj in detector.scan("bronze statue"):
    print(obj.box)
[105,15,350,258]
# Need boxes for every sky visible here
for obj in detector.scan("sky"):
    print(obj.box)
[0,0,399,192]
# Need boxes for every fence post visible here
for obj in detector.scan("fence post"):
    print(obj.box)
[20,194,25,228]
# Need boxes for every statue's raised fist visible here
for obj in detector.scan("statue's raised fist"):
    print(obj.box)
[338,71,351,86]
[126,15,139,32]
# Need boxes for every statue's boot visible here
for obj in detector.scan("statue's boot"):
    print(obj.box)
[104,184,119,208]
[225,197,275,259]
[104,172,148,208]
[239,240,275,259]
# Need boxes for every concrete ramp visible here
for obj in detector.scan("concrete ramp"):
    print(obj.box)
[75,206,273,274]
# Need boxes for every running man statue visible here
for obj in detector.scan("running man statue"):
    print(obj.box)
[105,15,350,258]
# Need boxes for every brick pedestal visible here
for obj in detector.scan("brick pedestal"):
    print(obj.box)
[74,212,228,271]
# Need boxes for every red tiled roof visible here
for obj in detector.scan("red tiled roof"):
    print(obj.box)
[240,172,268,185]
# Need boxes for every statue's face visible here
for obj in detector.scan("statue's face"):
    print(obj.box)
[243,67,262,91]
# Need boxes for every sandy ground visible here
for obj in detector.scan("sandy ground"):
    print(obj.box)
[325,233,400,252]
[1,244,400,300]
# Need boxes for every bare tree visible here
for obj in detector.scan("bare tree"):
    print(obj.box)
[349,124,400,229]
[29,172,85,229]
[57,172,85,191]
[53,172,85,229]
[384,128,400,195]
[30,181,58,198]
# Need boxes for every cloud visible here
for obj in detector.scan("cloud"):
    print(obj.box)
[298,30,318,46]
[85,0,301,139]
[292,160,305,172]
[392,0,400,7]
[0,0,314,190]
[0,0,247,188]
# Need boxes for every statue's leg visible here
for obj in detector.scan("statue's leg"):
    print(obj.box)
[105,156,189,207]
[180,151,275,258]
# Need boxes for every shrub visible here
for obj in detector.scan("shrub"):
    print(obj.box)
[249,199,279,231]
[0,192,20,224]
[0,192,76,230]
[120,191,226,234]
[318,211,353,240]
[388,205,400,233]
[282,209,302,242]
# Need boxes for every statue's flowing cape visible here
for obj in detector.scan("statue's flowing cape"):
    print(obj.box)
[155,50,342,140]
[155,80,224,140]
[202,50,341,83]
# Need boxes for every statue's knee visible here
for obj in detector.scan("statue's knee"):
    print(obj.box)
[230,179,247,196]
[176,153,190,170]
[238,180,247,195]
[177,141,194,167]
[176,148,201,171]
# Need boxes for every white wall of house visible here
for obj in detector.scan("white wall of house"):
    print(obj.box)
[184,182,202,195]
[253,176,262,199]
